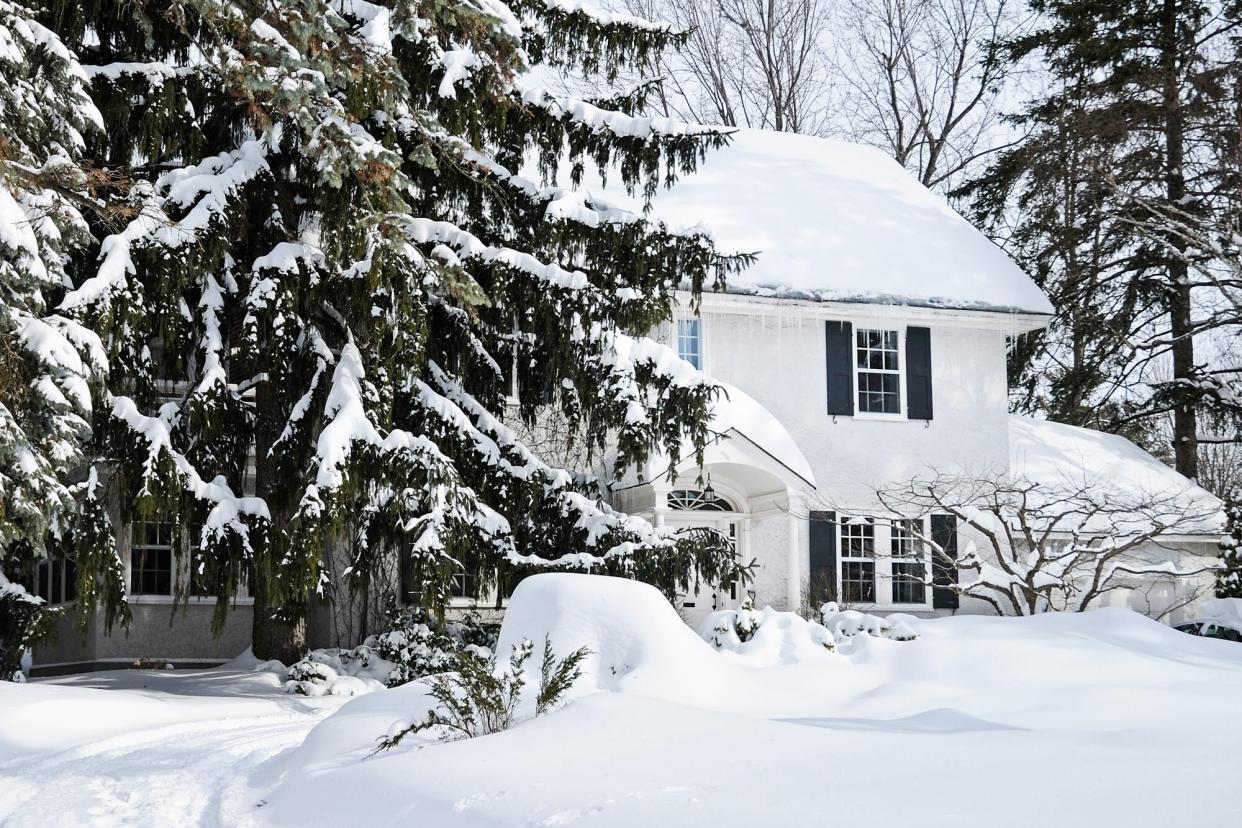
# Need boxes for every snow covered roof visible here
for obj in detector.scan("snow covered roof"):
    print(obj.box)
[611,382,815,490]
[580,129,1054,316]
[1008,415,1224,535]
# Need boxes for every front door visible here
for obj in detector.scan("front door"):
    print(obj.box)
[670,518,740,631]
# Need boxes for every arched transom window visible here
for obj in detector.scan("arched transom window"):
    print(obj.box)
[668,489,736,512]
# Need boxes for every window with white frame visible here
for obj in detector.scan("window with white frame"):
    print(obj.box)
[676,317,702,370]
[34,556,77,605]
[890,519,927,604]
[855,329,901,414]
[836,516,932,606]
[131,521,174,595]
[839,517,876,603]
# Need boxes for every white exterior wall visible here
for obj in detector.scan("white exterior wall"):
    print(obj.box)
[695,299,1013,508]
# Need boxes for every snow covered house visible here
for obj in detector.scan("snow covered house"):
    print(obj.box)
[595,130,1225,629]
[26,129,1224,674]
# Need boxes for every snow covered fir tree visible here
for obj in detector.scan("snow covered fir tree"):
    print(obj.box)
[1220,491,1242,599]
[0,0,123,679]
[25,0,747,663]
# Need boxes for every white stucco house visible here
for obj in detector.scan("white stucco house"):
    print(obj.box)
[26,129,1225,674]
[596,130,1224,629]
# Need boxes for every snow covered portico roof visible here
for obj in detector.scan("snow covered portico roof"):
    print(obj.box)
[1008,415,1225,535]
[598,129,1054,316]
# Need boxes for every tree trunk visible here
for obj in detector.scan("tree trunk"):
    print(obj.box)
[250,369,306,662]
[251,573,306,664]
[1161,0,1198,480]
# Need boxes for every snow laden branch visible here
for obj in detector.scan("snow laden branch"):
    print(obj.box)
[873,469,1222,616]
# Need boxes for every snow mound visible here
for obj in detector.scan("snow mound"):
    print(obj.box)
[701,605,836,665]
[495,573,745,705]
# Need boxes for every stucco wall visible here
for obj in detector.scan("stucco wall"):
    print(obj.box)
[32,600,252,672]
[698,306,1012,508]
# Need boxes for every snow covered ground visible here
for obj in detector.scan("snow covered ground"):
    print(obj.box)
[4,575,1242,827]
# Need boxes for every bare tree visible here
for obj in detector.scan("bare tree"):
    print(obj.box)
[873,471,1220,617]
[836,0,1020,190]
[622,0,834,133]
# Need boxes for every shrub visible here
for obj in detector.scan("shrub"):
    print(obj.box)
[821,603,919,641]
[375,636,590,751]
[0,572,58,683]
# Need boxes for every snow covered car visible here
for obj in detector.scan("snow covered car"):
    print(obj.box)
[1174,621,1242,643]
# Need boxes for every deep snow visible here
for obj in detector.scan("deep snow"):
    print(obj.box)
[4,574,1242,827]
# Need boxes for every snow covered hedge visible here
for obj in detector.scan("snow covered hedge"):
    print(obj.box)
[820,603,919,642]
[285,605,496,696]
[701,597,837,659]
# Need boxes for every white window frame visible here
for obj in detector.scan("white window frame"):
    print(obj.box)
[836,515,933,610]
[676,315,705,371]
[128,520,254,605]
[853,327,905,419]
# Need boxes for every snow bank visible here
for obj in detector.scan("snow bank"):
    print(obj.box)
[494,573,748,707]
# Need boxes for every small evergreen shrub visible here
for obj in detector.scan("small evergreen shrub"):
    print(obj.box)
[0,573,58,682]
[368,602,496,688]
[375,636,590,751]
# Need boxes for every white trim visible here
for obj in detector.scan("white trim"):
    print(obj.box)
[853,326,905,418]
[675,312,706,372]
[834,513,934,611]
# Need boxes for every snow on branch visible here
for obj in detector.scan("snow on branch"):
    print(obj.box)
[871,469,1222,617]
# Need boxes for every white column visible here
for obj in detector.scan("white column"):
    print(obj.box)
[786,493,803,613]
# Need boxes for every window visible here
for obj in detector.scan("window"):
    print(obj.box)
[890,519,926,604]
[676,317,702,369]
[35,556,77,605]
[451,568,480,600]
[856,329,901,414]
[839,517,875,603]
[398,545,421,605]
[668,488,735,512]
[131,521,174,596]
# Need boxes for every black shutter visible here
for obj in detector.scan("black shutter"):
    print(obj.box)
[906,326,933,420]
[825,321,854,416]
[931,514,959,609]
[809,510,837,588]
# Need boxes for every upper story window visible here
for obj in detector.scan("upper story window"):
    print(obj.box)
[676,317,702,370]
[856,329,901,414]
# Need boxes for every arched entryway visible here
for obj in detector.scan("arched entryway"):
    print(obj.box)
[663,486,746,629]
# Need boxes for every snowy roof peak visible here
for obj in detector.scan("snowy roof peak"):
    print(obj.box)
[597,129,1054,316]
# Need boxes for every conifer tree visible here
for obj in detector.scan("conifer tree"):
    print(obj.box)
[1219,490,1242,598]
[0,0,123,652]
[960,0,1242,476]
[47,0,747,660]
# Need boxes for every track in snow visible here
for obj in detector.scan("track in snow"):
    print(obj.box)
[0,709,322,827]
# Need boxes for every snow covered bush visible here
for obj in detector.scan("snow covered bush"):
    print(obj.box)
[284,649,386,697]
[1219,490,1242,599]
[285,604,497,695]
[703,598,837,659]
[820,603,919,642]
[0,570,56,682]
[368,603,495,687]
[375,636,589,750]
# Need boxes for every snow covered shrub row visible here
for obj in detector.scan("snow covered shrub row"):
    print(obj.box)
[820,603,919,641]
[702,597,837,661]
[285,604,496,696]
